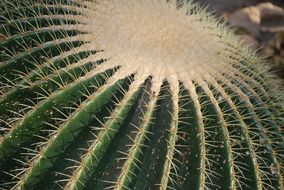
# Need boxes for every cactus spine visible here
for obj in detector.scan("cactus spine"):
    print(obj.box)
[0,0,283,189]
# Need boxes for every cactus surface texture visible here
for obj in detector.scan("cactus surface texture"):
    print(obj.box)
[0,0,283,189]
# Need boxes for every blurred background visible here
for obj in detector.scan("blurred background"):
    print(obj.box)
[193,0,284,81]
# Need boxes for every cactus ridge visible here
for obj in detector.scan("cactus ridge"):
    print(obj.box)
[0,0,283,190]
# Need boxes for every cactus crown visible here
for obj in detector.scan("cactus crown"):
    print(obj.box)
[89,0,226,75]
[0,0,283,190]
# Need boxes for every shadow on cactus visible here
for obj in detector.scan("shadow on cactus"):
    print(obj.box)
[0,0,283,189]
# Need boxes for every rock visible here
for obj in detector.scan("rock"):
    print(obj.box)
[229,3,284,36]
[229,6,261,37]
[259,3,284,32]
[193,0,258,15]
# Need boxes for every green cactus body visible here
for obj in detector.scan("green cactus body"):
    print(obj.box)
[0,0,283,189]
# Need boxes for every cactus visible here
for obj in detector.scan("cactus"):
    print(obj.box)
[0,0,283,189]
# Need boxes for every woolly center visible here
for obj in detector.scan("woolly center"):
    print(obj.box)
[89,0,227,74]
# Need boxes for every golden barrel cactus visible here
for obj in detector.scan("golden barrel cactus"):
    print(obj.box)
[0,0,283,189]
